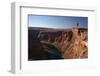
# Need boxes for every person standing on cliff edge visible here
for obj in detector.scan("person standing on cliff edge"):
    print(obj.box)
[77,23,79,28]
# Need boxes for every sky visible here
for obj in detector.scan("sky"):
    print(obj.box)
[28,15,88,29]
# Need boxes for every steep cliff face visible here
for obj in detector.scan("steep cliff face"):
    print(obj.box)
[28,30,49,60]
[38,28,88,59]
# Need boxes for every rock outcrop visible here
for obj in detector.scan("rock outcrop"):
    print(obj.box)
[38,27,88,59]
[28,27,88,60]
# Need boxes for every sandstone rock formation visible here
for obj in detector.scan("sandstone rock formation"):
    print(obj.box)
[38,27,88,59]
[28,27,88,60]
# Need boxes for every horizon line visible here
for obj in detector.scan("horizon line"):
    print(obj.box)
[28,26,88,29]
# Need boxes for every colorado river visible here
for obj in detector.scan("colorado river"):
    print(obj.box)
[42,42,64,59]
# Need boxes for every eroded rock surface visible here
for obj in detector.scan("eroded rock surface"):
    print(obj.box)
[38,27,88,59]
[28,27,88,60]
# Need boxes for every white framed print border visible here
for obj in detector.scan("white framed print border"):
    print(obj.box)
[11,2,97,74]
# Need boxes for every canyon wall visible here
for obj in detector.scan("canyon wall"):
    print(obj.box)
[38,28,88,59]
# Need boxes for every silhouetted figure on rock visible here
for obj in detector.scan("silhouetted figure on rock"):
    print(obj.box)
[77,23,79,28]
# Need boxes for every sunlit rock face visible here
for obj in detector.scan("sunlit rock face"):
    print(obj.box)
[38,27,88,59]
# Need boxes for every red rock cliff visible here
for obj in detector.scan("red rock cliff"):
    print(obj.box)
[38,27,88,59]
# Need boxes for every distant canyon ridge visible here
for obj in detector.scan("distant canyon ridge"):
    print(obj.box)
[28,27,88,60]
